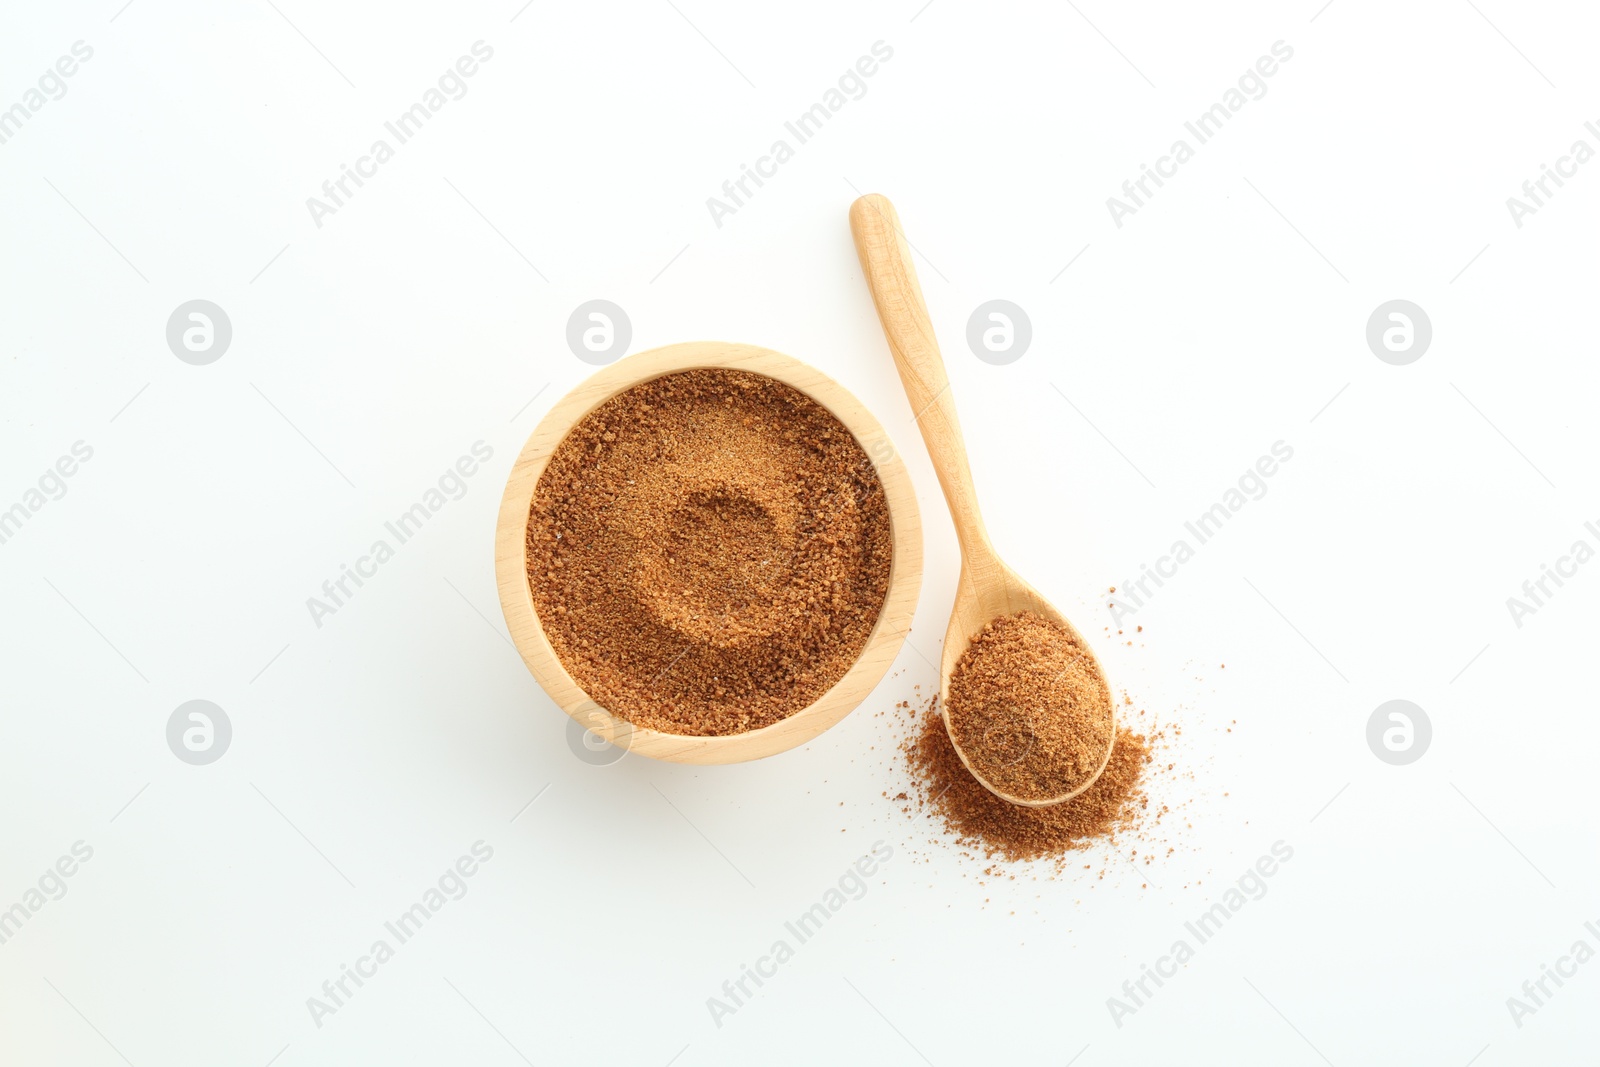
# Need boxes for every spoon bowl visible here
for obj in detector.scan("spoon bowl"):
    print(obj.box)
[850,193,1114,807]
[938,562,1113,807]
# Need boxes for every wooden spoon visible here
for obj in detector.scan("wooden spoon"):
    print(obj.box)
[849,193,1113,807]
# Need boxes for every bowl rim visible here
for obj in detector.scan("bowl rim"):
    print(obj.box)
[493,341,923,764]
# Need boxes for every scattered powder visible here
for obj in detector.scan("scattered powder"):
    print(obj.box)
[945,611,1114,803]
[872,623,1222,894]
[526,368,893,736]
[905,696,1160,864]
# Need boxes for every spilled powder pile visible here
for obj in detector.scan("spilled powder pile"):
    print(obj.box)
[905,696,1158,864]
[526,368,893,736]
[945,611,1114,803]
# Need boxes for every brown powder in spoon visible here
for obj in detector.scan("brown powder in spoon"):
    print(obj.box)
[944,610,1115,803]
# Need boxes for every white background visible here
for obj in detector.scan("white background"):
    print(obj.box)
[2,1,1597,1064]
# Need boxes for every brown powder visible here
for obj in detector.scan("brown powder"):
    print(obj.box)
[906,697,1153,863]
[944,611,1114,803]
[526,368,893,735]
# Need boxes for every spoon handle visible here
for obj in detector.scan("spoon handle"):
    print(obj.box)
[850,193,995,568]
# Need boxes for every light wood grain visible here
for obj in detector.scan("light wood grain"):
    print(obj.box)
[494,341,923,765]
[850,193,1112,806]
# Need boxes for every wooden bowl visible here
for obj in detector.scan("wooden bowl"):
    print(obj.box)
[494,341,923,764]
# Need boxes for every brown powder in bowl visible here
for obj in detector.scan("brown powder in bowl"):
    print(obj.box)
[907,698,1152,863]
[944,610,1115,803]
[525,368,893,736]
